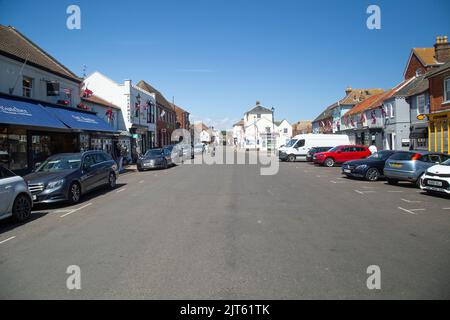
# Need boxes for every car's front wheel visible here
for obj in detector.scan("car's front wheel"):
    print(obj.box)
[287,154,296,162]
[68,182,81,204]
[324,158,335,167]
[12,194,32,222]
[108,172,117,189]
[365,168,380,181]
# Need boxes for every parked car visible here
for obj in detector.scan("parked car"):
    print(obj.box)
[342,150,397,181]
[0,165,33,222]
[137,148,171,171]
[306,147,332,162]
[164,144,183,164]
[24,151,119,204]
[384,151,449,187]
[178,143,194,160]
[420,159,450,195]
[313,145,371,167]
[279,134,350,162]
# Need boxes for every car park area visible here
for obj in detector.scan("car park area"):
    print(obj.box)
[0,151,449,299]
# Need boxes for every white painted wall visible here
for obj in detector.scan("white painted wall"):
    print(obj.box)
[0,55,81,107]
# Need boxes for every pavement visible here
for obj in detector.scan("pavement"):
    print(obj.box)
[0,148,449,299]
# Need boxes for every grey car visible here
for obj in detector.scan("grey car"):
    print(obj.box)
[0,165,33,222]
[137,148,172,171]
[24,151,119,204]
[384,151,450,187]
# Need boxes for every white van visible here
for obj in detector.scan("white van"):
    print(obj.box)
[279,134,350,162]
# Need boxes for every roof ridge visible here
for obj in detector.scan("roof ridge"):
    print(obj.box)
[5,25,80,81]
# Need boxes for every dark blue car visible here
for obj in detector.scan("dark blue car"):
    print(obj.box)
[342,150,397,181]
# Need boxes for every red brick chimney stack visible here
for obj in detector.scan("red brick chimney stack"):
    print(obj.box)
[434,35,450,63]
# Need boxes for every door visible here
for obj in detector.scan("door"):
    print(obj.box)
[0,167,17,214]
[93,153,109,187]
[81,154,98,192]
[336,147,350,162]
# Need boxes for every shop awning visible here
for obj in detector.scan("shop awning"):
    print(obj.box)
[44,105,117,133]
[0,96,67,129]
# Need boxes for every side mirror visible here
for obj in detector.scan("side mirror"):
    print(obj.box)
[82,163,91,172]
[34,162,41,171]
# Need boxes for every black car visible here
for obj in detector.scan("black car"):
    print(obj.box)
[24,151,119,204]
[341,150,397,181]
[306,147,332,162]
[137,148,172,171]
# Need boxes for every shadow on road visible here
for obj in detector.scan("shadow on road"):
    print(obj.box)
[0,211,49,235]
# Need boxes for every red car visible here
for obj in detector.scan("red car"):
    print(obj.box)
[313,145,371,167]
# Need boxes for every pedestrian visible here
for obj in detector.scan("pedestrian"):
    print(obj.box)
[369,144,378,154]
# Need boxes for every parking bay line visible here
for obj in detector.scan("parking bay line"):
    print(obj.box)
[60,203,92,218]
[398,207,425,215]
[116,188,127,193]
[401,198,422,204]
[0,236,16,245]
[355,190,376,194]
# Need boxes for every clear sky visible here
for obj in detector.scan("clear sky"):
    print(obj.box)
[1,0,449,129]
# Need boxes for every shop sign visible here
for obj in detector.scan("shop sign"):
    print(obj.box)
[71,115,98,124]
[0,105,32,116]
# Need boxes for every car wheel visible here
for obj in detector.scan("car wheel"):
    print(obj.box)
[324,158,335,167]
[365,168,380,181]
[108,172,117,189]
[288,154,296,162]
[12,194,32,222]
[387,178,398,185]
[415,174,424,188]
[68,182,81,204]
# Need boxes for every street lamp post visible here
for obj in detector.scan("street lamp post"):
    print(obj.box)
[271,107,275,151]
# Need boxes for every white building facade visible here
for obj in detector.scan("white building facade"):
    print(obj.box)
[83,71,157,159]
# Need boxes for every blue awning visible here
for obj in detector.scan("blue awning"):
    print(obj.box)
[44,105,117,133]
[0,96,67,129]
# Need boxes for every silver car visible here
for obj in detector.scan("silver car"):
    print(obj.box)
[0,165,33,222]
[384,151,450,187]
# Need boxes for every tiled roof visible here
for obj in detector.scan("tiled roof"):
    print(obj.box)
[425,61,450,78]
[81,94,121,109]
[245,105,273,114]
[233,119,244,126]
[0,25,81,82]
[136,80,173,111]
[395,75,429,97]
[413,48,439,66]
[313,102,338,122]
[346,92,386,116]
[170,103,189,115]
[338,88,385,106]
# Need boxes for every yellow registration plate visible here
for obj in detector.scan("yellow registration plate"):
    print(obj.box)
[390,163,402,168]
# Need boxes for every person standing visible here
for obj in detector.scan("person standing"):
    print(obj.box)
[369,144,378,154]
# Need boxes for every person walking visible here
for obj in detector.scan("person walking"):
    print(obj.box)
[369,144,378,154]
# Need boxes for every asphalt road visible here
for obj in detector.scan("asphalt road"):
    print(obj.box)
[1,148,450,299]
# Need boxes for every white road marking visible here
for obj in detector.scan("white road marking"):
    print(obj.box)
[60,203,92,218]
[401,198,421,204]
[398,207,425,215]
[0,236,16,245]
[116,188,127,193]
[442,208,450,210]
[388,191,404,193]
[362,186,375,189]
[355,190,376,194]
[330,180,346,184]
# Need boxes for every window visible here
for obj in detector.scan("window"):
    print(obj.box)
[283,128,288,134]
[445,77,450,102]
[389,104,395,118]
[0,166,16,179]
[46,81,60,96]
[296,140,305,148]
[257,114,261,119]
[429,154,441,163]
[22,76,33,97]
[417,95,426,114]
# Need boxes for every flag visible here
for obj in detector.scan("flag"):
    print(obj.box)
[360,112,366,123]
[83,88,93,97]
[381,106,387,117]
[160,110,166,118]
[106,108,114,122]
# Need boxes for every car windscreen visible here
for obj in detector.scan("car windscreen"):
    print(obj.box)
[37,155,82,172]
[145,149,163,157]
[368,151,393,160]
[285,139,298,147]
[388,152,416,161]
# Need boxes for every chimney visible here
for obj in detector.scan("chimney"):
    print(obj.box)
[345,86,353,95]
[434,35,450,63]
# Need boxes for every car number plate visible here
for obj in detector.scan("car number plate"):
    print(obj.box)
[427,180,443,187]
[390,163,402,168]
[344,169,352,173]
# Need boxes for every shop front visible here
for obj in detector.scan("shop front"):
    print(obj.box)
[410,125,428,151]
[0,94,118,174]
[428,112,450,154]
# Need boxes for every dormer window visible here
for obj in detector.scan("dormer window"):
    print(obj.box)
[415,68,423,76]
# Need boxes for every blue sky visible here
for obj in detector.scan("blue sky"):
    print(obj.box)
[1,0,449,129]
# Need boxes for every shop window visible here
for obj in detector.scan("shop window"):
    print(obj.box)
[31,135,52,166]
[417,95,426,114]
[0,127,8,167]
[23,76,33,98]
[46,81,60,96]
[8,129,27,171]
[80,134,90,152]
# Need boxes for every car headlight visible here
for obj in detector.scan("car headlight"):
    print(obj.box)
[47,179,65,190]
[356,165,368,170]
